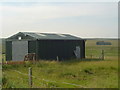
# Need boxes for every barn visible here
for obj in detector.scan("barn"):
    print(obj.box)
[6,32,85,61]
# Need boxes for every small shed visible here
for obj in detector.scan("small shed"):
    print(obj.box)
[6,32,85,61]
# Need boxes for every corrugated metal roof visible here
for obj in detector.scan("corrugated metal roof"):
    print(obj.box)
[22,32,82,40]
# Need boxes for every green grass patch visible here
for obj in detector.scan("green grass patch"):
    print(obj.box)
[2,58,118,88]
[2,39,118,88]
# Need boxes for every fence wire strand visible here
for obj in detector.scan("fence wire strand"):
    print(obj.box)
[11,69,87,88]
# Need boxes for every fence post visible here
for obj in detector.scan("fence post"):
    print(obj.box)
[57,56,59,61]
[101,50,104,60]
[91,54,93,59]
[28,67,32,88]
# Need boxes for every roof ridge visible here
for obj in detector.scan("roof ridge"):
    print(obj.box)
[19,32,82,40]
[21,32,71,35]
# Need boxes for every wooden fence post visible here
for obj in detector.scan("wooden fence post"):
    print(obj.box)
[101,50,104,60]
[91,54,93,59]
[28,67,32,88]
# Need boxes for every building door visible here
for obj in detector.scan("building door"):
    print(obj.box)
[74,46,80,59]
[12,41,28,61]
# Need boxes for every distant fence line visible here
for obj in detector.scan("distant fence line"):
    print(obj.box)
[86,49,105,60]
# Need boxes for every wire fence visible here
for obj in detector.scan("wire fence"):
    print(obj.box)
[10,69,87,88]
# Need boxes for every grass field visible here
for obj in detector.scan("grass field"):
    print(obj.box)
[85,39,118,57]
[2,39,118,88]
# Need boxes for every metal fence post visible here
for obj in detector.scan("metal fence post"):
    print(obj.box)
[28,67,32,88]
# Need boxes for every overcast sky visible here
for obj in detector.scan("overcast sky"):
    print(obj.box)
[0,0,118,38]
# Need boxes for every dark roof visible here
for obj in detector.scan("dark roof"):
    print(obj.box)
[8,32,83,40]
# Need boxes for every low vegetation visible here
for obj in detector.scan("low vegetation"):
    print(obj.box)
[2,58,118,88]
[2,39,118,88]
